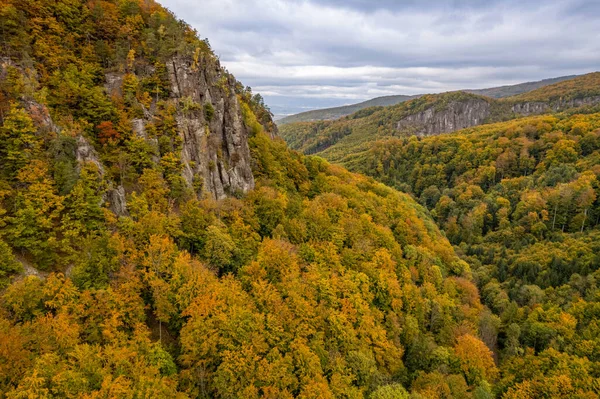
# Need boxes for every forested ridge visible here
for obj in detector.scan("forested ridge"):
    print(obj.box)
[1,0,600,398]
[277,74,581,126]
[279,74,600,163]
[347,111,600,397]
[282,74,600,396]
[0,0,510,398]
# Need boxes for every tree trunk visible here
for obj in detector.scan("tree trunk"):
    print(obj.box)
[581,208,588,233]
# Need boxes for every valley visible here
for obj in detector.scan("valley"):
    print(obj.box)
[0,0,599,398]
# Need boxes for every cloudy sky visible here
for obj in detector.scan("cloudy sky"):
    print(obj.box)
[161,0,600,117]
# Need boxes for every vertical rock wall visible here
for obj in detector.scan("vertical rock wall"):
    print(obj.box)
[167,56,255,199]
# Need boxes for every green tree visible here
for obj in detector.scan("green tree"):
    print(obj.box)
[0,239,22,288]
[6,161,64,269]
[203,225,236,273]
[0,103,40,180]
[370,384,409,399]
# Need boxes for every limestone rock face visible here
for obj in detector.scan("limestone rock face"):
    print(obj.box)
[105,185,128,216]
[511,102,549,116]
[396,98,491,137]
[551,96,600,111]
[76,136,105,175]
[75,135,128,215]
[512,96,600,115]
[395,95,600,139]
[104,72,123,97]
[118,55,261,199]
[166,56,255,199]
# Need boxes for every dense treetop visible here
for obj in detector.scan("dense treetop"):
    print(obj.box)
[0,0,510,398]
[2,0,600,397]
[286,90,600,397]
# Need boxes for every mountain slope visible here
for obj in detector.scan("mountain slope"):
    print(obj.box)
[508,72,600,103]
[336,112,600,399]
[467,74,579,98]
[0,0,494,398]
[277,74,581,125]
[280,92,600,399]
[281,91,495,159]
[280,73,600,162]
[277,94,419,125]
[280,78,600,399]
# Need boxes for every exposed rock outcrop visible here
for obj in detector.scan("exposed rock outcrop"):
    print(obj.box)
[551,96,600,111]
[396,98,491,137]
[131,118,160,164]
[512,96,600,115]
[76,135,105,175]
[132,118,147,138]
[511,102,549,116]
[105,185,128,216]
[76,136,128,215]
[104,72,123,97]
[107,54,262,200]
[167,56,255,199]
[6,51,266,205]
[24,101,60,134]
[395,95,600,138]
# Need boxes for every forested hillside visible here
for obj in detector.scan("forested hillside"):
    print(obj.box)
[281,92,492,160]
[277,74,580,126]
[304,109,600,397]
[509,72,600,103]
[466,74,579,99]
[280,74,600,163]
[0,0,511,398]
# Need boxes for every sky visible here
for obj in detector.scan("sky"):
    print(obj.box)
[160,0,600,118]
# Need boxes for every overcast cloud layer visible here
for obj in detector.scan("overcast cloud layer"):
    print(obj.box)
[160,0,600,117]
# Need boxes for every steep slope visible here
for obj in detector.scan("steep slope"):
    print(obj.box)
[346,112,600,398]
[277,74,581,125]
[0,1,494,398]
[281,92,492,160]
[281,93,600,398]
[394,93,492,137]
[166,55,259,198]
[280,73,600,162]
[466,74,579,98]
[1,0,278,203]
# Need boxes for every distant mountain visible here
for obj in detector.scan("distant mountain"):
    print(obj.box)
[0,0,492,397]
[277,95,419,124]
[279,72,600,162]
[466,75,579,98]
[277,74,581,125]
[507,72,600,102]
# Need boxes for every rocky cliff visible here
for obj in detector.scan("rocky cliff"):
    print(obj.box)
[4,52,271,219]
[394,94,600,137]
[511,96,600,116]
[102,53,275,202]
[113,55,260,200]
[166,56,256,199]
[396,97,491,137]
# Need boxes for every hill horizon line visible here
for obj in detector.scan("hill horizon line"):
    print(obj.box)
[276,73,590,125]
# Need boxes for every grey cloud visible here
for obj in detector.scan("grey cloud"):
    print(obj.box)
[160,0,600,116]
[296,0,519,12]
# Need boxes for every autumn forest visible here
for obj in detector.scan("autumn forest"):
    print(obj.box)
[0,0,600,398]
